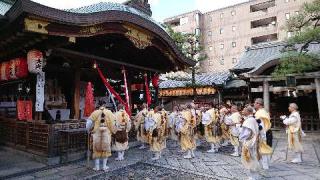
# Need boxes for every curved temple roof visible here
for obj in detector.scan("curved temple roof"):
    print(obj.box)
[65,2,162,29]
[0,0,195,68]
[233,41,320,75]
[159,71,230,89]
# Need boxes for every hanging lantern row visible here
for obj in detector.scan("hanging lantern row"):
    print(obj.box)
[0,49,44,82]
[196,87,216,95]
[159,87,216,97]
[0,58,28,81]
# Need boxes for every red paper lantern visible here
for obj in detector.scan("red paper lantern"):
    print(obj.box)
[15,58,28,78]
[8,59,17,80]
[2,62,9,81]
[0,58,28,81]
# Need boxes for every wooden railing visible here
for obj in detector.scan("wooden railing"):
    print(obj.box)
[0,117,87,157]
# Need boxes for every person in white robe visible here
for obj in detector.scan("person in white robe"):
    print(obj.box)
[280,103,304,163]
[239,106,261,180]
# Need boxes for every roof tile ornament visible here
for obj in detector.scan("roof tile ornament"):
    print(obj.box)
[124,0,152,16]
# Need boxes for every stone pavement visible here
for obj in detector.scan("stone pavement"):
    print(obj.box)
[3,131,320,180]
[0,147,47,179]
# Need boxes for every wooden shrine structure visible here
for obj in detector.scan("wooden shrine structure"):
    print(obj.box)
[0,0,194,164]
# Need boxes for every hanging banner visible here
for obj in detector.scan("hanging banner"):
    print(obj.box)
[144,74,152,106]
[25,100,33,120]
[17,100,26,121]
[152,74,159,88]
[35,72,45,112]
[122,67,131,116]
[96,66,130,115]
[17,100,33,121]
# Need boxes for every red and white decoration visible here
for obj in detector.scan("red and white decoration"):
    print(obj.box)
[0,58,28,81]
[17,100,33,121]
[84,82,95,117]
[27,49,44,74]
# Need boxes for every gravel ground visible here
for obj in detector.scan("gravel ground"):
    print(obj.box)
[91,162,212,180]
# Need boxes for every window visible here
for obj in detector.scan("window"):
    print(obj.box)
[209,60,214,66]
[180,17,189,25]
[208,31,212,36]
[285,13,290,20]
[231,10,236,16]
[195,28,201,36]
[220,57,224,65]
[232,58,237,64]
[220,13,224,19]
[220,44,224,49]
[295,11,299,15]
[209,16,213,22]
[232,42,236,48]
[285,0,289,2]
[287,31,293,38]
[220,28,224,34]
[232,26,236,32]
[209,46,213,51]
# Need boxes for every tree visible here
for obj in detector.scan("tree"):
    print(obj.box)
[273,0,320,77]
[165,25,207,99]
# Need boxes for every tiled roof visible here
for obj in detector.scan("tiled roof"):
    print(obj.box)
[66,2,164,30]
[0,1,12,15]
[233,41,320,74]
[159,71,230,89]
[225,79,247,89]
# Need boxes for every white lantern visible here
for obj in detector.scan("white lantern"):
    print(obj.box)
[27,50,43,73]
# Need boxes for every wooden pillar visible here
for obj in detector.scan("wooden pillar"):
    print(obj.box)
[218,89,223,107]
[263,80,270,112]
[315,78,320,119]
[73,66,80,119]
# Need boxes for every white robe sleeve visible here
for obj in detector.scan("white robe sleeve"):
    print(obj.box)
[283,115,298,125]
[86,119,93,132]
[239,127,252,142]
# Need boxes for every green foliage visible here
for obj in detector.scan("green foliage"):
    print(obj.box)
[273,0,320,77]
[272,52,320,77]
[165,25,208,97]
[165,25,207,63]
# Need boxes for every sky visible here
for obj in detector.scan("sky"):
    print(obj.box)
[32,0,249,22]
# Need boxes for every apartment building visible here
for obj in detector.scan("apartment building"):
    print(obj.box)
[164,0,314,72]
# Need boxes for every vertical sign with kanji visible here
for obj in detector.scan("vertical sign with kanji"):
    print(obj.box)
[36,72,45,112]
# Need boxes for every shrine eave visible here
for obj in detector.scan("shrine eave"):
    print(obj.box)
[0,0,195,68]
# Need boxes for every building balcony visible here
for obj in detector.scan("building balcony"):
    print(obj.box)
[250,17,277,35]
[250,0,275,13]
[251,33,278,45]
[250,25,277,36]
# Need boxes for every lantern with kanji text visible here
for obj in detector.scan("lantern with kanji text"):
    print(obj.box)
[27,49,44,73]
